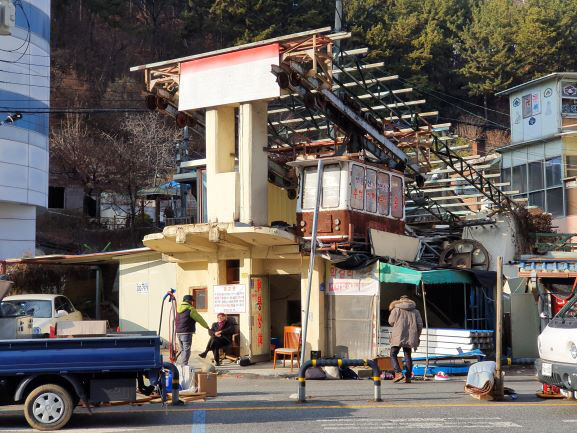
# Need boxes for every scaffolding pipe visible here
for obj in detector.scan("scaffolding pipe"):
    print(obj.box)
[421,280,430,379]
[300,159,324,367]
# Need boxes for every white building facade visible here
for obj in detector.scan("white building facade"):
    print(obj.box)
[0,0,50,258]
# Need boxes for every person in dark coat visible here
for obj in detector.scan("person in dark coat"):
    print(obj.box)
[175,295,209,366]
[388,295,423,383]
[199,313,235,366]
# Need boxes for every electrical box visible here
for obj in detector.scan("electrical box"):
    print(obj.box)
[0,0,16,36]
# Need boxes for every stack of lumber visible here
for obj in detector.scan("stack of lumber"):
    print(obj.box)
[378,327,494,357]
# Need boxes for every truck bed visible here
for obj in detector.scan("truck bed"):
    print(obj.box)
[0,335,162,375]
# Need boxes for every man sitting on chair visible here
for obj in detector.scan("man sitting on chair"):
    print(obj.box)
[199,313,235,365]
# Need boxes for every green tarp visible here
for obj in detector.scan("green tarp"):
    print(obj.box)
[380,262,473,286]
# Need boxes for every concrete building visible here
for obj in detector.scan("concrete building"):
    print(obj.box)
[496,73,577,230]
[0,0,50,258]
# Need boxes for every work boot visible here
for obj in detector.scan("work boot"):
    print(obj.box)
[404,375,411,384]
[198,351,207,359]
[392,373,404,383]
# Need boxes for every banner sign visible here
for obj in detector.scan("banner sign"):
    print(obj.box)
[213,284,246,313]
[179,44,281,110]
[328,262,379,296]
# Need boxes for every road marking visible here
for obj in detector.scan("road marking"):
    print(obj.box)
[2,401,577,417]
[192,410,205,433]
[318,417,521,430]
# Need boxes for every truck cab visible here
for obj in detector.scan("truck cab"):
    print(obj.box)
[536,296,577,395]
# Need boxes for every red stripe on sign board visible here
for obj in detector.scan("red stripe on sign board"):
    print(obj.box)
[181,43,280,74]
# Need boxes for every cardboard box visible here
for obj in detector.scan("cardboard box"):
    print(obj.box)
[57,321,108,337]
[195,372,217,397]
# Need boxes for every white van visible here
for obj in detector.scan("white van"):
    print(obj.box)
[1,294,82,335]
[536,297,577,394]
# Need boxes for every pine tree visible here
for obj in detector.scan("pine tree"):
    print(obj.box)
[458,0,518,97]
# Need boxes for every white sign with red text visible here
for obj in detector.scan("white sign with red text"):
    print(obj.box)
[179,44,281,111]
[213,284,246,313]
[328,263,379,296]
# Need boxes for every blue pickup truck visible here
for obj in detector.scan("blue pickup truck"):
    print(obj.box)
[0,285,177,431]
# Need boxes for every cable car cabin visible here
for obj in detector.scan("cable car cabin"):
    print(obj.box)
[289,157,405,249]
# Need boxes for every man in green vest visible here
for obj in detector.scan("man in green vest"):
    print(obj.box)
[175,295,209,365]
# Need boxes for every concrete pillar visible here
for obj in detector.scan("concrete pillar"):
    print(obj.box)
[239,258,269,359]
[239,102,269,226]
[300,257,326,359]
[205,107,237,223]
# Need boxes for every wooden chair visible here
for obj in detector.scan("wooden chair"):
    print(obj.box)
[273,326,302,372]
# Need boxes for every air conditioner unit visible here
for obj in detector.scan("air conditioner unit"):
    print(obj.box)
[0,0,16,36]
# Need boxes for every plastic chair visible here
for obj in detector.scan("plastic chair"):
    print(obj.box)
[273,326,302,372]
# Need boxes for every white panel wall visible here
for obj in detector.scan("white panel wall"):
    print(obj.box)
[0,203,36,258]
[0,0,50,259]
[510,77,561,145]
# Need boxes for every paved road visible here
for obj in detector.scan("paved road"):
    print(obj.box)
[2,375,577,432]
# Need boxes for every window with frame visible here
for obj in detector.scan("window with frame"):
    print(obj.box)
[377,172,390,215]
[512,164,527,194]
[566,155,577,179]
[322,164,341,208]
[365,169,377,213]
[391,176,403,219]
[500,168,511,191]
[192,288,208,312]
[561,81,577,117]
[546,157,562,187]
[350,164,365,210]
[302,167,318,210]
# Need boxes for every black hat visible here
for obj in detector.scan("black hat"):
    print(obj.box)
[183,295,193,303]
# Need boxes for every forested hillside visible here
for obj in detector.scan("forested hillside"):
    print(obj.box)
[51,0,577,123]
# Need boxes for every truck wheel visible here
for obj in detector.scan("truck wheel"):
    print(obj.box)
[24,384,74,431]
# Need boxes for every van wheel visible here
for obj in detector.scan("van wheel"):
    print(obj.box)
[24,384,74,431]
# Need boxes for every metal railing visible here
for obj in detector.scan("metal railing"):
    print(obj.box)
[297,358,381,403]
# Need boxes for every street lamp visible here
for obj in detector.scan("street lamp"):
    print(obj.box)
[0,112,23,125]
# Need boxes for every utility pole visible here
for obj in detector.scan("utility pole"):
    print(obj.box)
[300,159,324,366]
[495,256,504,399]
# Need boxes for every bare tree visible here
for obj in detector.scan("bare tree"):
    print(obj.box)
[103,112,180,231]
[50,114,113,218]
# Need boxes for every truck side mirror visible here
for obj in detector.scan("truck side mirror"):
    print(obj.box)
[55,309,68,318]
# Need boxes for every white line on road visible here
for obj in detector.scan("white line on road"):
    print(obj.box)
[319,417,521,430]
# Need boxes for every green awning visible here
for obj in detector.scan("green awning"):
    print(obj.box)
[380,263,474,285]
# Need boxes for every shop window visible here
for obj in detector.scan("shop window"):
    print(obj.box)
[391,176,403,219]
[546,157,562,187]
[500,168,511,191]
[192,288,208,312]
[377,172,390,215]
[528,161,544,191]
[365,169,377,213]
[512,164,527,193]
[350,164,365,210]
[546,187,564,216]
[322,164,340,208]
[529,191,545,209]
[48,186,65,209]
